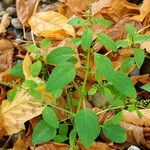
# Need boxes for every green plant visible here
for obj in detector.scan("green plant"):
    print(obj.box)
[7,10,150,149]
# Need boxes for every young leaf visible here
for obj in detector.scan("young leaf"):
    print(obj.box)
[108,112,123,124]
[42,106,59,128]
[134,34,150,44]
[9,61,24,78]
[29,89,42,100]
[7,88,17,102]
[46,63,76,93]
[68,18,85,26]
[26,44,39,53]
[52,135,68,143]
[59,122,68,135]
[115,40,128,48]
[81,29,93,50]
[40,38,51,49]
[97,33,117,52]
[134,48,145,69]
[32,120,56,144]
[69,128,77,150]
[30,60,42,77]
[141,84,150,92]
[75,108,100,148]
[46,47,76,65]
[90,18,111,27]
[125,23,138,38]
[88,87,97,96]
[120,57,135,73]
[23,80,38,89]
[102,123,127,143]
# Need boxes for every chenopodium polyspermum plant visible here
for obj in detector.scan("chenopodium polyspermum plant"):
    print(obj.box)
[6,11,150,149]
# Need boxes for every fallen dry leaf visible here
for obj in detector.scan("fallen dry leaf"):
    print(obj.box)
[0,39,14,74]
[16,0,40,26]
[92,0,114,16]
[0,13,11,34]
[1,88,45,134]
[141,31,150,53]
[133,0,150,22]
[35,142,70,150]
[28,11,75,38]
[78,142,114,150]
[122,109,150,126]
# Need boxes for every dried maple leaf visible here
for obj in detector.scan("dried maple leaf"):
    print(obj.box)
[1,88,45,134]
[16,0,40,26]
[28,11,75,38]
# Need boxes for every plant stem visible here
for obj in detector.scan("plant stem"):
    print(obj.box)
[77,49,91,112]
[51,104,76,117]
[96,106,124,115]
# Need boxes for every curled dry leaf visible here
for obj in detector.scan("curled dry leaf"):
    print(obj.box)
[0,13,11,34]
[121,109,150,148]
[122,109,150,126]
[121,122,150,149]
[28,11,75,38]
[16,0,40,26]
[133,0,150,22]
[1,88,45,134]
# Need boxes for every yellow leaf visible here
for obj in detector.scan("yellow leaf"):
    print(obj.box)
[28,11,75,38]
[1,88,45,134]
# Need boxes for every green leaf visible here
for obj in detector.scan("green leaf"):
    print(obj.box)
[23,80,38,89]
[90,18,112,26]
[94,53,114,77]
[46,63,76,93]
[81,29,93,50]
[125,24,138,38]
[115,40,128,48]
[134,48,145,69]
[68,18,85,26]
[97,33,117,52]
[40,38,51,49]
[109,71,137,98]
[9,61,24,78]
[7,88,17,102]
[26,44,40,53]
[134,34,150,44]
[120,57,135,73]
[108,112,123,124]
[59,123,68,135]
[88,87,97,96]
[32,120,56,144]
[46,47,76,65]
[70,38,81,47]
[69,128,77,149]
[94,53,137,98]
[53,135,68,143]
[102,123,127,143]
[42,106,59,128]
[141,84,150,92]
[30,60,42,77]
[29,89,42,100]
[75,108,100,148]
